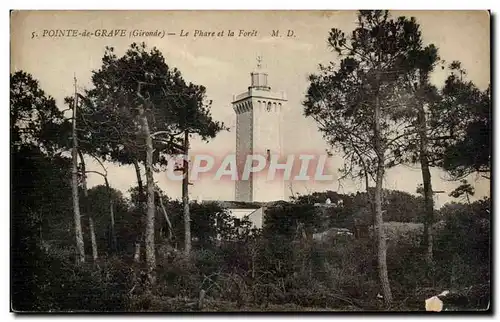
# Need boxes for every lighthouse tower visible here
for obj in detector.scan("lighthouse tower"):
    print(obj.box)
[232,57,287,202]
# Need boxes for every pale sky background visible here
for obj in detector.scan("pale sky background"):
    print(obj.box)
[10,10,490,207]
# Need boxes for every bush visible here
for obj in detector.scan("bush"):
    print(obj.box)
[15,248,136,312]
[434,200,490,289]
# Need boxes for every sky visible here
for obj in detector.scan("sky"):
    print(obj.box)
[10,10,490,207]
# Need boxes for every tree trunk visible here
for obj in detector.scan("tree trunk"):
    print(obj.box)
[138,106,156,285]
[157,190,174,241]
[88,216,98,262]
[134,160,145,202]
[71,83,85,264]
[353,146,376,254]
[182,130,191,257]
[79,150,98,262]
[133,160,144,263]
[104,176,117,253]
[417,102,434,266]
[374,89,392,306]
[364,169,377,256]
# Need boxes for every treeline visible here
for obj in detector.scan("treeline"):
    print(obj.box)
[11,152,490,311]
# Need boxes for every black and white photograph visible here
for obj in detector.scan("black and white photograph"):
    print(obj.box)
[10,9,491,312]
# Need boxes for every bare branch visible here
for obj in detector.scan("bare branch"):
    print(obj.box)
[85,170,106,178]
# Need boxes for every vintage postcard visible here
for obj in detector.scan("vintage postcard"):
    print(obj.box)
[10,10,491,312]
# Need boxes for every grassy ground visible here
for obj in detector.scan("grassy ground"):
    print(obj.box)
[129,295,367,312]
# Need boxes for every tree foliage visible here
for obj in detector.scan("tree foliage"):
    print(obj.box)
[78,42,226,168]
[10,71,70,155]
[11,71,75,309]
[429,63,491,178]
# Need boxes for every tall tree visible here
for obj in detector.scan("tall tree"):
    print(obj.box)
[396,44,441,265]
[392,45,490,267]
[399,60,491,264]
[182,130,191,256]
[62,91,125,257]
[135,84,158,285]
[304,10,427,305]
[160,81,227,257]
[81,42,225,283]
[71,78,86,264]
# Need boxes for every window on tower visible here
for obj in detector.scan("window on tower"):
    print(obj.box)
[266,149,271,161]
[266,102,272,112]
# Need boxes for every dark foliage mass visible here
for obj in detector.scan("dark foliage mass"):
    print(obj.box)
[11,154,490,311]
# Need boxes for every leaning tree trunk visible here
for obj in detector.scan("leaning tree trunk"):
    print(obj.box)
[79,151,98,262]
[417,101,434,266]
[182,129,191,257]
[138,106,156,286]
[71,88,85,264]
[374,90,393,306]
[157,190,174,241]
